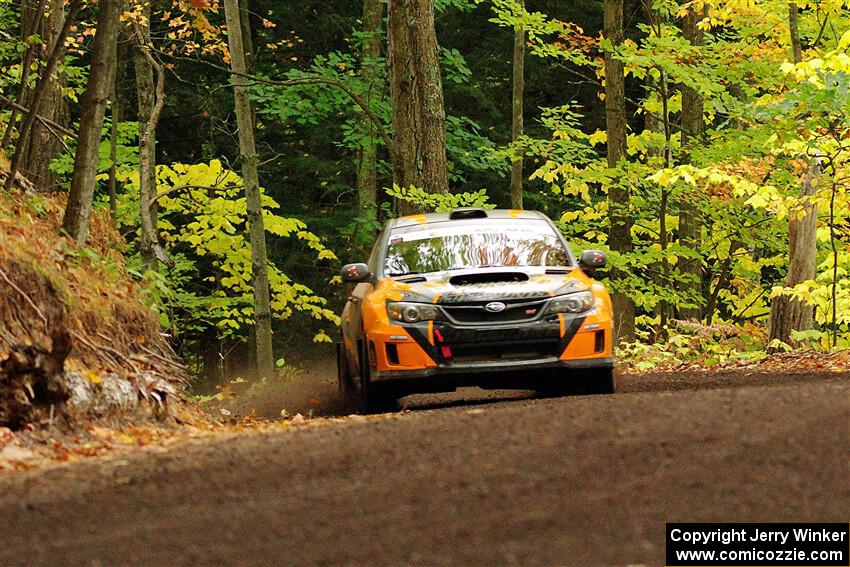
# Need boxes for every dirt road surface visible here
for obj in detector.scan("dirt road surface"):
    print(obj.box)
[1,370,848,566]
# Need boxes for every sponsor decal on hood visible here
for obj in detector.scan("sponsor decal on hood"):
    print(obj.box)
[380,267,590,304]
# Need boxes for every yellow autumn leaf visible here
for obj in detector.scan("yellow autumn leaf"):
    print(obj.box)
[84,371,101,384]
[313,330,333,343]
[588,130,607,146]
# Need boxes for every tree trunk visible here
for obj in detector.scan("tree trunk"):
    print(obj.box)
[21,0,68,190]
[0,0,45,149]
[224,0,275,380]
[678,6,704,321]
[788,2,802,64]
[239,0,257,131]
[239,0,256,75]
[510,0,525,210]
[768,160,819,347]
[705,239,743,325]
[62,0,121,243]
[5,0,82,192]
[108,36,128,219]
[603,0,635,343]
[387,0,449,213]
[767,2,818,349]
[656,67,673,340]
[133,5,159,271]
[356,0,384,217]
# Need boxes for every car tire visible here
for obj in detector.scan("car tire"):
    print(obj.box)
[577,367,616,395]
[357,340,398,414]
[533,369,573,398]
[336,342,347,391]
[337,341,354,394]
[337,341,364,415]
[536,367,616,397]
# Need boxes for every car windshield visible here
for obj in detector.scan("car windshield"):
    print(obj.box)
[383,220,570,276]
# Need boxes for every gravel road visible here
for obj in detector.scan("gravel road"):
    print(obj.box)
[1,370,848,566]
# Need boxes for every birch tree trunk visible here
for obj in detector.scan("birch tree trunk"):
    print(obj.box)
[603,0,635,343]
[223,0,275,379]
[387,0,449,213]
[510,0,525,210]
[62,0,121,243]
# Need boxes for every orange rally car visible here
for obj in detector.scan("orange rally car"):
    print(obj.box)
[337,207,615,412]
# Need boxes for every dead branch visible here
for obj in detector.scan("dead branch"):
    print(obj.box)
[0,169,37,193]
[136,342,186,371]
[0,266,48,326]
[71,330,142,374]
[0,94,77,139]
[149,184,243,207]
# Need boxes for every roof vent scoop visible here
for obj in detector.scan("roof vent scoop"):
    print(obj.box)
[449,207,488,220]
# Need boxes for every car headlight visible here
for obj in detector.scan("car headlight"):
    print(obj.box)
[545,291,594,314]
[387,301,444,323]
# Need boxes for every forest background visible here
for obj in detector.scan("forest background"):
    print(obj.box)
[0,0,848,391]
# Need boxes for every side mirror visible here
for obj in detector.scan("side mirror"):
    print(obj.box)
[579,250,606,272]
[341,263,371,283]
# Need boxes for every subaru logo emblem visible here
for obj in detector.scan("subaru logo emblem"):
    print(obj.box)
[485,301,506,313]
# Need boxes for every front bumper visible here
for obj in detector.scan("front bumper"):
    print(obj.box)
[371,356,614,395]
[367,310,614,386]
[373,356,614,381]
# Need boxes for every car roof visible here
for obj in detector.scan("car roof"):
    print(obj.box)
[387,208,551,231]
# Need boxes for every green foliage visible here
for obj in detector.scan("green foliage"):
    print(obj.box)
[435,0,477,13]
[618,320,769,372]
[446,116,508,182]
[507,0,850,347]
[386,184,495,212]
[484,0,597,66]
[50,121,140,178]
[9,0,846,373]
[116,160,339,346]
[250,48,503,188]
[441,48,473,84]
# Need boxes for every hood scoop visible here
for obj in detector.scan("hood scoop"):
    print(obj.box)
[449,271,529,286]
[396,275,427,283]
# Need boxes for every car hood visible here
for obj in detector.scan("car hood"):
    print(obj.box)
[376,266,593,304]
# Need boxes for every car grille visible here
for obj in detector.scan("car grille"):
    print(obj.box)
[442,299,547,324]
[450,340,562,362]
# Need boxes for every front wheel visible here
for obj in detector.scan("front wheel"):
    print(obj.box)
[337,342,350,394]
[576,367,616,395]
[356,341,398,414]
[535,367,616,397]
[337,341,360,414]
